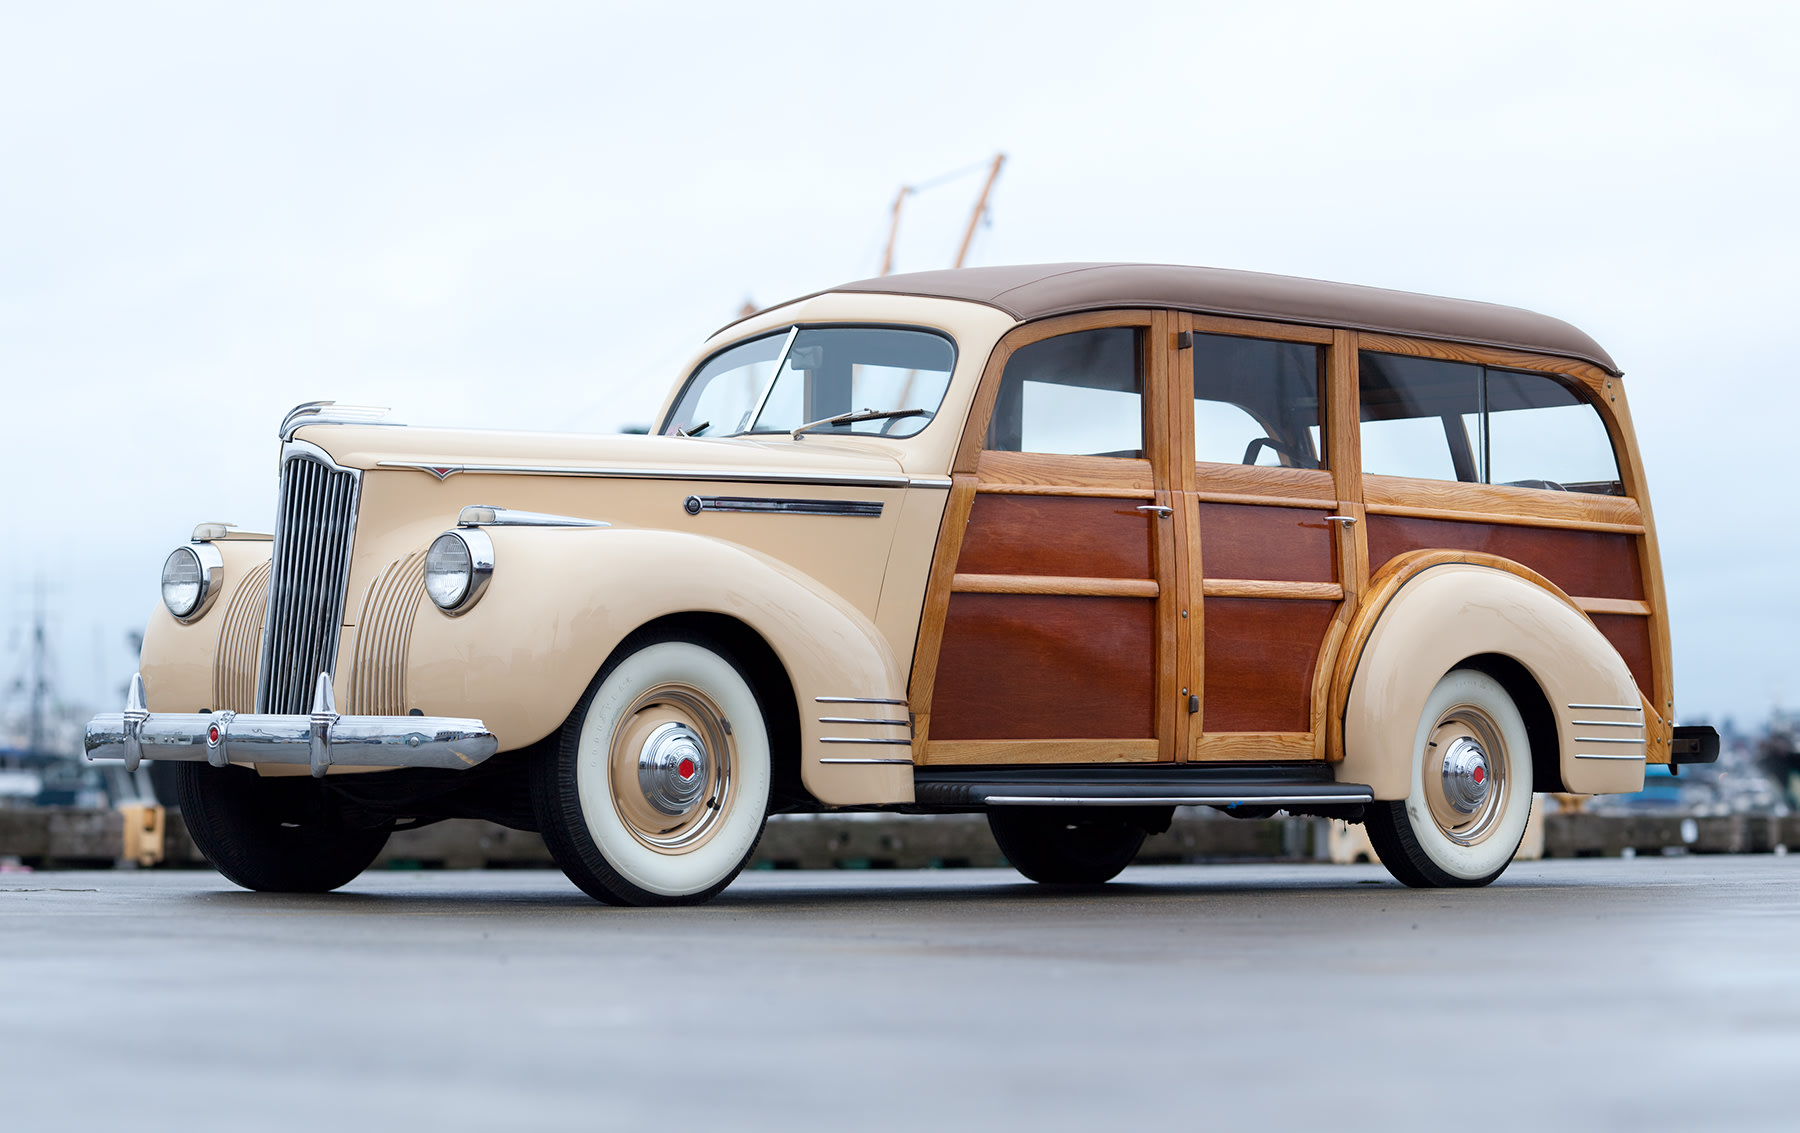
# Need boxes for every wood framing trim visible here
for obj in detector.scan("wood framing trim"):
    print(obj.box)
[1193,491,1342,510]
[906,471,978,742]
[1186,312,1336,344]
[1573,596,1653,617]
[1202,579,1345,601]
[1193,732,1316,762]
[973,483,1158,499]
[1363,502,1644,536]
[951,573,1160,598]
[975,449,1155,494]
[922,739,1162,765]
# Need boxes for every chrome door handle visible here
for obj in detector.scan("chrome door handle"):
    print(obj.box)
[1325,515,1357,526]
[1136,505,1174,518]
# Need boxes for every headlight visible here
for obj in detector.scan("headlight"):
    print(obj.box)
[425,529,493,615]
[161,543,224,622]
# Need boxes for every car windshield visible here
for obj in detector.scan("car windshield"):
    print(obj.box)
[663,326,956,439]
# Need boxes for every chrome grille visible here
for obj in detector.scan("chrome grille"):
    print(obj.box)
[256,448,360,714]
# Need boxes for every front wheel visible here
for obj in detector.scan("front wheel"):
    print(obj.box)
[988,807,1154,884]
[532,634,772,906]
[176,762,389,893]
[1363,668,1534,888]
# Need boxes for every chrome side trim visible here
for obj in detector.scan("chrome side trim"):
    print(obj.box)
[684,495,882,518]
[1574,752,1647,761]
[1570,719,1645,728]
[818,717,910,727]
[1572,736,1647,745]
[908,477,954,489]
[1567,703,1642,712]
[984,792,1376,807]
[279,401,394,440]
[457,505,609,529]
[376,461,912,490]
[816,696,907,705]
[819,757,914,765]
[820,737,913,746]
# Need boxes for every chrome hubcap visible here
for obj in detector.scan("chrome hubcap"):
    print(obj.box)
[637,722,708,816]
[1439,736,1491,814]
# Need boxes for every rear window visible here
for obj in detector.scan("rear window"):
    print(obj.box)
[1359,352,1621,494]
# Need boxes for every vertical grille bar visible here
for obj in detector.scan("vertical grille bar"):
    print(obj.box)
[256,448,361,714]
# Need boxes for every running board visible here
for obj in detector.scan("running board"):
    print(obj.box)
[913,764,1374,809]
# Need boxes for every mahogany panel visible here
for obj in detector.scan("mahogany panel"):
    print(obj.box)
[1366,515,1643,601]
[955,494,1153,579]
[1203,598,1337,732]
[932,593,1154,740]
[1592,614,1654,699]
[1198,503,1337,583]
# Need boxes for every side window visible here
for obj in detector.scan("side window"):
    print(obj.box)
[1487,370,1622,494]
[1193,334,1325,468]
[1359,352,1622,494]
[1359,353,1483,482]
[987,328,1144,458]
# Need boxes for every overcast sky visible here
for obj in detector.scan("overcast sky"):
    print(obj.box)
[1,1,1794,728]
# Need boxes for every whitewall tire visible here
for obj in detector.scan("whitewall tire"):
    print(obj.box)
[1363,668,1534,888]
[533,634,772,905]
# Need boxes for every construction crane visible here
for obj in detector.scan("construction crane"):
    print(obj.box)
[880,152,1006,276]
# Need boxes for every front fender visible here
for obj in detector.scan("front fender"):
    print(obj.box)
[404,526,911,805]
[1335,554,1650,799]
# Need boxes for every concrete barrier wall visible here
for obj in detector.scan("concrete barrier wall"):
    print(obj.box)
[3,806,1796,871]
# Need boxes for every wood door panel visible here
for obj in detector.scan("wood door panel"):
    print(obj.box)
[1366,515,1644,601]
[1591,613,1654,699]
[1202,598,1338,732]
[1198,503,1338,583]
[955,494,1153,579]
[932,593,1155,740]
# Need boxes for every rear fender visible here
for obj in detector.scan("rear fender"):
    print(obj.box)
[1334,553,1650,799]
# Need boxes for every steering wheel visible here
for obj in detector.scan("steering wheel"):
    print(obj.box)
[1242,436,1316,468]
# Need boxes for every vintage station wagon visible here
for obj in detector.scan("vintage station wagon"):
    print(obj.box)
[88,263,1718,901]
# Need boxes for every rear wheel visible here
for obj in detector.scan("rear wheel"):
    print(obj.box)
[532,633,772,906]
[1363,669,1534,888]
[176,762,389,893]
[988,807,1152,884]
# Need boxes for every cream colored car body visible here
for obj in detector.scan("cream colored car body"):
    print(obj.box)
[138,279,1665,809]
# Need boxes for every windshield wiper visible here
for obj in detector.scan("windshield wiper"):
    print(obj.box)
[675,420,711,438]
[791,407,930,438]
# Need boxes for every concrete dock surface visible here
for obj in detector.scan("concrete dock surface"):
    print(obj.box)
[3,857,1797,1131]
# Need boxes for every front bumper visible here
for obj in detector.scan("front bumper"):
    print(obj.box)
[85,672,498,778]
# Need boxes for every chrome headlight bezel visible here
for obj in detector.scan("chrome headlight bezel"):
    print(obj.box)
[161,542,225,623]
[424,529,494,616]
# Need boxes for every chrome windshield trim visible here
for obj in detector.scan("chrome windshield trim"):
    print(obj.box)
[456,506,609,529]
[738,325,799,435]
[377,461,913,490]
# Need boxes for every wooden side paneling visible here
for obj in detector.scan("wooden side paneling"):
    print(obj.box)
[955,494,1153,579]
[1366,515,1644,601]
[931,593,1155,740]
[1198,503,1337,582]
[1592,613,1655,699]
[1201,598,1338,733]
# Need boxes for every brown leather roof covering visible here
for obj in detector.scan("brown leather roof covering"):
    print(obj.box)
[826,263,1618,374]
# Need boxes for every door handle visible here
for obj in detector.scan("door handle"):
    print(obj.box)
[1325,515,1357,526]
[1136,505,1174,519]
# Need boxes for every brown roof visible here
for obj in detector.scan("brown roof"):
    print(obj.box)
[823,263,1618,374]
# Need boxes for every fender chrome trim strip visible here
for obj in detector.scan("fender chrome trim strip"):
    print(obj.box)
[983,792,1376,807]
[1573,752,1647,761]
[684,495,882,518]
[819,757,914,765]
[1567,703,1642,712]
[820,737,913,745]
[816,696,907,705]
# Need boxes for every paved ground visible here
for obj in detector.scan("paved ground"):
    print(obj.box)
[3,858,1797,1132]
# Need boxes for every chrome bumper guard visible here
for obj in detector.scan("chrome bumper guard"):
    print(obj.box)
[85,672,498,778]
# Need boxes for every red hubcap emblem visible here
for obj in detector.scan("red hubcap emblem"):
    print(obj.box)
[1472,765,1485,784]
[678,757,696,780]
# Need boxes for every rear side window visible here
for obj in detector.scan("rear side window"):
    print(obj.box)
[1192,334,1326,468]
[987,328,1144,458]
[1359,352,1621,494]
